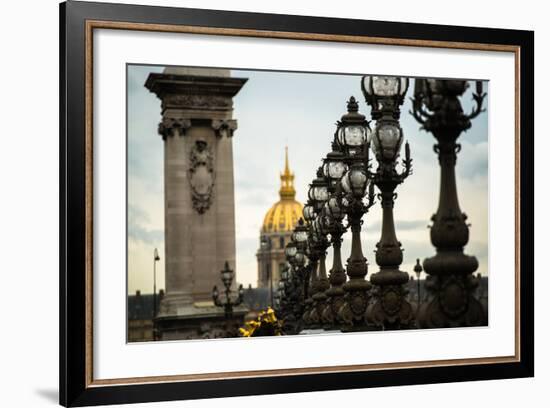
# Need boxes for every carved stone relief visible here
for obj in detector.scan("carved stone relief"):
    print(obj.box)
[188,139,215,214]
[211,119,238,138]
[163,94,233,110]
[157,117,192,140]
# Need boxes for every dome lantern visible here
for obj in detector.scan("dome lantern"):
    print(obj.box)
[262,148,303,234]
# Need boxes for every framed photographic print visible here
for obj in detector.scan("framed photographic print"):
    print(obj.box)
[60,1,534,406]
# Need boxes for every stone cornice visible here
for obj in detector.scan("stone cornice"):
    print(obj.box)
[145,73,248,105]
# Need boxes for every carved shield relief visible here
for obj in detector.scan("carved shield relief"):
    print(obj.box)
[188,140,215,214]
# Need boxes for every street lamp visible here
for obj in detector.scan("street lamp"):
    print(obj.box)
[333,97,376,331]
[361,75,414,330]
[411,78,486,328]
[152,248,160,322]
[361,75,408,120]
[279,240,306,335]
[292,219,309,249]
[212,261,244,320]
[414,258,423,312]
[316,145,349,329]
[303,168,332,329]
[302,203,316,224]
[308,169,330,214]
[308,216,330,328]
[322,147,348,190]
[151,248,161,340]
[260,235,274,307]
[335,97,371,159]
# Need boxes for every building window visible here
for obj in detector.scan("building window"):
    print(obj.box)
[279,236,285,248]
[265,264,270,282]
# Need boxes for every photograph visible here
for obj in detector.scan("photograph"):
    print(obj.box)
[126,65,489,342]
[56,2,534,405]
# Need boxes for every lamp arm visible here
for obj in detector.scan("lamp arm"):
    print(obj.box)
[212,286,222,307]
[409,97,434,126]
[234,284,244,306]
[398,142,413,180]
[466,92,487,120]
[365,181,376,210]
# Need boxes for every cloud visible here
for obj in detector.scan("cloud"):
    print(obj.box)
[457,141,489,180]
[369,219,428,232]
[128,204,164,245]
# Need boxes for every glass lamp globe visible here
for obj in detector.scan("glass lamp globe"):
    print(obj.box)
[315,216,326,235]
[281,268,289,281]
[363,76,409,97]
[323,159,347,180]
[285,242,297,258]
[323,150,347,182]
[372,123,403,160]
[313,185,328,202]
[328,196,342,219]
[308,184,315,201]
[399,77,410,96]
[349,166,369,196]
[294,252,306,266]
[344,126,366,146]
[293,230,308,244]
[303,205,315,222]
[373,76,400,96]
[341,171,352,194]
[221,265,233,286]
[338,125,369,156]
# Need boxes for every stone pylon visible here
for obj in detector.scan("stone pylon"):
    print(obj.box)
[145,67,248,340]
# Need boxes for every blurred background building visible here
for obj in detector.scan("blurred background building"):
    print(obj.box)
[256,149,303,294]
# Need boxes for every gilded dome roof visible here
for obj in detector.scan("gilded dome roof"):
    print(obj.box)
[262,148,303,233]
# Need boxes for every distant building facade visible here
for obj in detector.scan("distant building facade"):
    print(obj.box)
[127,290,163,342]
[257,148,303,293]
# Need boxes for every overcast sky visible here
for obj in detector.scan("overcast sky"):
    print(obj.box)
[127,65,488,294]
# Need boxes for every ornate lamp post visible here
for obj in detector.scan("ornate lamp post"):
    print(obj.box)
[333,97,376,331]
[361,75,414,330]
[414,259,423,312]
[212,261,244,321]
[152,247,161,340]
[276,264,289,315]
[285,220,309,332]
[291,217,309,298]
[301,168,330,329]
[260,235,274,307]
[319,145,348,329]
[152,248,161,318]
[282,239,307,334]
[411,78,486,328]
[301,224,319,329]
[275,278,285,313]
[308,216,331,327]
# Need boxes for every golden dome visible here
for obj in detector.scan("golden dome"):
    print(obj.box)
[262,148,303,233]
